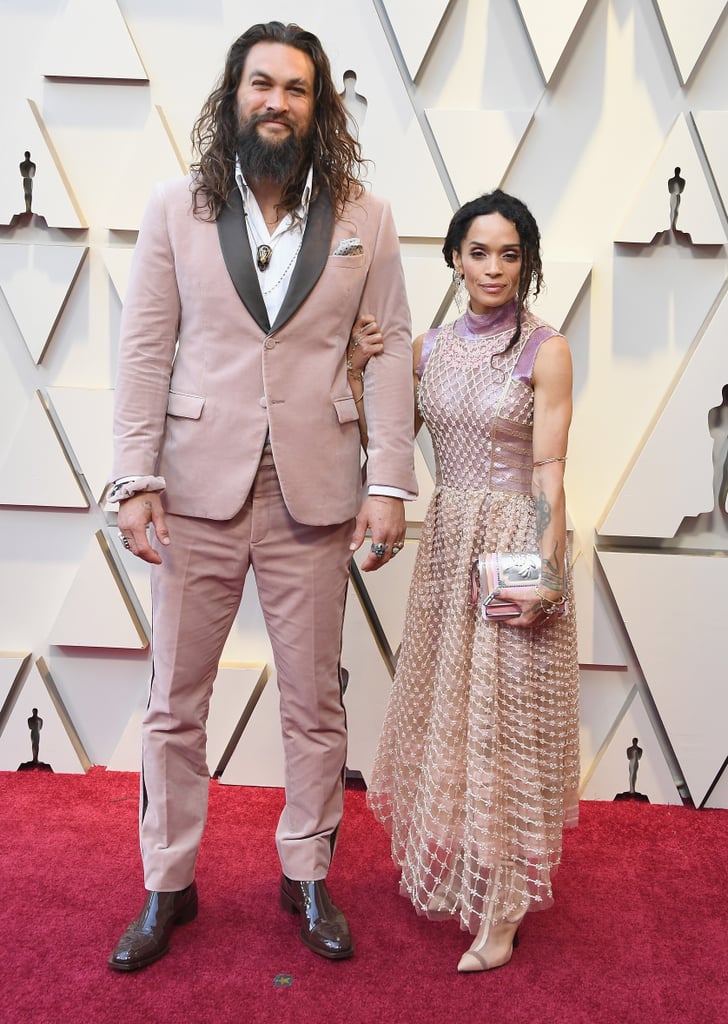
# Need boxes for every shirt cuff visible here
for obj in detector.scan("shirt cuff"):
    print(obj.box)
[368,485,416,501]
[106,475,166,502]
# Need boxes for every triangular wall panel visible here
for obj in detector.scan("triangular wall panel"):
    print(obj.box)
[0,658,90,773]
[598,549,728,805]
[0,653,32,716]
[572,552,628,669]
[42,0,148,81]
[578,669,633,786]
[425,109,534,208]
[107,107,187,230]
[380,0,451,79]
[348,78,452,239]
[652,0,727,85]
[580,683,682,803]
[206,664,269,776]
[600,284,728,539]
[0,244,87,364]
[48,531,149,649]
[219,667,285,787]
[0,391,88,508]
[704,763,728,809]
[102,246,136,303]
[516,0,589,83]
[530,262,592,331]
[105,684,145,771]
[401,253,451,339]
[109,530,153,622]
[692,110,728,216]
[0,100,85,227]
[616,115,726,244]
[45,387,115,505]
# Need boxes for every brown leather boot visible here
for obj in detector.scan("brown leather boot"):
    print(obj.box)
[280,875,353,959]
[108,882,198,971]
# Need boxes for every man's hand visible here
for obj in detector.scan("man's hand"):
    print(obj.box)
[117,492,170,565]
[350,494,406,572]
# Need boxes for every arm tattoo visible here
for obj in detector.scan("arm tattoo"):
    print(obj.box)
[541,543,564,593]
[535,491,551,540]
[535,491,564,592]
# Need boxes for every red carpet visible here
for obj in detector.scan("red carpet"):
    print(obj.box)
[2,768,727,1024]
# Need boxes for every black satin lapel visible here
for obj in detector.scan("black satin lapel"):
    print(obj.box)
[217,188,270,332]
[271,189,334,332]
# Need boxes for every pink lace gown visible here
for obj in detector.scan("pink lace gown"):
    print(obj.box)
[367,301,580,935]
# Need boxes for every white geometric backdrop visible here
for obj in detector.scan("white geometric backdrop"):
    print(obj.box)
[1,0,727,808]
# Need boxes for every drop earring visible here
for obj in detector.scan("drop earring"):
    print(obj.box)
[453,270,466,313]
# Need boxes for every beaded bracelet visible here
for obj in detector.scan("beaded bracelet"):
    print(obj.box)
[346,364,365,403]
[535,584,566,616]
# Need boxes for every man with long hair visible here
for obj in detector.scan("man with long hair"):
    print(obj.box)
[107,21,415,971]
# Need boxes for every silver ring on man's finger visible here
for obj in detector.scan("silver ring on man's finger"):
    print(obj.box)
[119,533,131,549]
[370,542,387,558]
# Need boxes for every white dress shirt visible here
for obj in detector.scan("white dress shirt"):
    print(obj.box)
[235,158,311,326]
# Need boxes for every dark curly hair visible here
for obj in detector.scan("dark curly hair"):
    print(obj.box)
[189,21,365,221]
[442,190,544,349]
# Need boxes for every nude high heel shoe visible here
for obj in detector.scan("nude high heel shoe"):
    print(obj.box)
[427,884,459,915]
[457,919,521,973]
[426,854,463,915]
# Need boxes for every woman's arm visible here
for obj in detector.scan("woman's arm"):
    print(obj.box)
[347,314,383,449]
[348,318,424,447]
[532,333,572,594]
[510,333,573,628]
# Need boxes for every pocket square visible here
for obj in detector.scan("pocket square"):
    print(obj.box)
[333,237,363,256]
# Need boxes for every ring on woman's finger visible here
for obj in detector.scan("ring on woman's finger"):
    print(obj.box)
[370,542,387,558]
[391,542,404,554]
[119,532,131,550]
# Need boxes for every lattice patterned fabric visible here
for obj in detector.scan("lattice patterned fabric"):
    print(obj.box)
[367,302,580,936]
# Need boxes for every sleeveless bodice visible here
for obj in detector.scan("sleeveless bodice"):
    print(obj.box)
[417,304,552,493]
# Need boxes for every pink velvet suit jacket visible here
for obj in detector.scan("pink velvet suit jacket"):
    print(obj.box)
[112,174,417,524]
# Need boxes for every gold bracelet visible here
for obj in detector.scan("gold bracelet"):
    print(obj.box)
[346,364,363,381]
[354,390,364,404]
[533,456,567,466]
[535,584,565,615]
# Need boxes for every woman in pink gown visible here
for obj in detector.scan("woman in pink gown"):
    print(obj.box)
[367,190,580,973]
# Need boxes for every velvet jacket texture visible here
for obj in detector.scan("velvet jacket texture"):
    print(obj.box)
[112,174,417,524]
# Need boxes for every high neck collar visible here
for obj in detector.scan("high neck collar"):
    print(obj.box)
[461,299,517,336]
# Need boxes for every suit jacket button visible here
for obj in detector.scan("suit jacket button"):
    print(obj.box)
[264,337,275,350]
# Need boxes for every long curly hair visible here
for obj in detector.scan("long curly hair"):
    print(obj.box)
[189,21,364,221]
[442,190,544,349]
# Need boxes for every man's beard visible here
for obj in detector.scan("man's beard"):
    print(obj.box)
[236,114,312,185]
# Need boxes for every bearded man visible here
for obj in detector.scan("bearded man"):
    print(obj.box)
[107,21,415,972]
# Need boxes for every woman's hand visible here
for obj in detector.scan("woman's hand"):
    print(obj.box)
[504,585,565,629]
[347,314,383,375]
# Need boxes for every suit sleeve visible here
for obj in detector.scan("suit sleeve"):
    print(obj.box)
[357,198,418,496]
[111,182,181,482]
